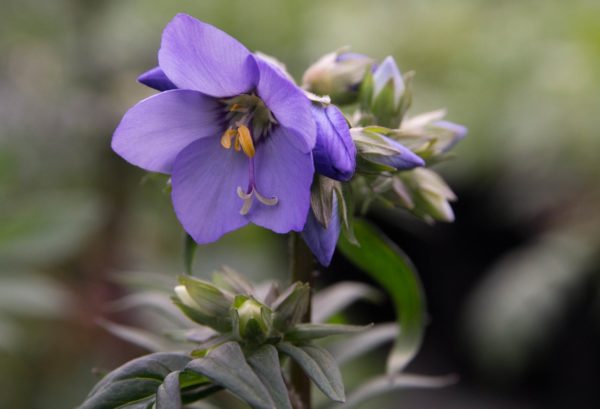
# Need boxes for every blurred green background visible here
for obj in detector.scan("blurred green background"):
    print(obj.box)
[2,0,600,408]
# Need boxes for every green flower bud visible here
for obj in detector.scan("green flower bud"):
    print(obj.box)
[393,109,468,161]
[233,296,272,343]
[398,168,457,223]
[303,49,373,105]
[360,57,413,128]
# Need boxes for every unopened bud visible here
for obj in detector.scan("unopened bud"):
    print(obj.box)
[360,56,412,128]
[351,127,424,173]
[400,168,457,223]
[303,49,373,105]
[234,296,272,343]
[395,110,467,160]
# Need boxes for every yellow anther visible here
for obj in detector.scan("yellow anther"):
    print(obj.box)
[220,128,236,149]
[237,125,256,158]
[234,135,241,152]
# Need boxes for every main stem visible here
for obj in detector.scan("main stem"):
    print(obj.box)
[289,233,314,409]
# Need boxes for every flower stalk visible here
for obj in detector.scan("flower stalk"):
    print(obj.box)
[289,233,315,409]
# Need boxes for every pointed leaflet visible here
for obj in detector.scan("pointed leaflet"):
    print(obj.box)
[285,323,370,342]
[277,342,345,402]
[156,371,181,409]
[246,345,293,409]
[80,352,208,409]
[329,322,398,366]
[329,373,455,409]
[337,218,425,374]
[312,281,383,323]
[185,342,275,409]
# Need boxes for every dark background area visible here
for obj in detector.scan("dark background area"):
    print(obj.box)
[1,0,600,408]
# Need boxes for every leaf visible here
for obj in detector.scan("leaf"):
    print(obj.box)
[96,318,173,352]
[337,219,425,374]
[312,282,383,323]
[156,371,181,409]
[285,323,370,342]
[335,373,456,409]
[272,282,310,332]
[247,345,293,409]
[335,183,358,246]
[277,342,345,403]
[212,265,254,295]
[184,234,197,275]
[185,342,275,409]
[81,352,203,409]
[106,292,191,328]
[329,322,398,366]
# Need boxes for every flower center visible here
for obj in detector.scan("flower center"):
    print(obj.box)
[219,94,279,215]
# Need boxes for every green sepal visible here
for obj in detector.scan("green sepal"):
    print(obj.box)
[272,282,310,332]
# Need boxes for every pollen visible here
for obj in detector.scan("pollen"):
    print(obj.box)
[220,128,236,149]
[237,125,256,158]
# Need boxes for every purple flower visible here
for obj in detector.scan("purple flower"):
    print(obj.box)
[311,104,356,182]
[370,136,425,170]
[302,194,341,267]
[112,14,316,244]
[299,105,355,266]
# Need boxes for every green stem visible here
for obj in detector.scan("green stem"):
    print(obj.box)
[289,233,314,409]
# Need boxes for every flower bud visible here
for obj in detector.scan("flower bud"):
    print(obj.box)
[173,276,233,332]
[360,56,411,128]
[303,50,373,105]
[399,168,457,222]
[351,127,424,173]
[234,296,272,343]
[394,109,467,160]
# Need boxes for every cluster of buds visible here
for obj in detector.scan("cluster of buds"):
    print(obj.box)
[303,50,467,230]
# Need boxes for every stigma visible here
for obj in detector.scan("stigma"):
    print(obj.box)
[220,125,255,158]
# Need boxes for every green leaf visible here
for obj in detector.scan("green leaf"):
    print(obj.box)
[81,352,202,409]
[272,282,310,332]
[329,322,398,366]
[312,282,383,323]
[247,345,293,409]
[185,342,275,409]
[277,342,345,403]
[335,183,358,246]
[184,234,197,275]
[337,218,425,374]
[96,318,173,352]
[285,323,370,342]
[338,373,456,409]
[212,266,254,295]
[156,371,181,409]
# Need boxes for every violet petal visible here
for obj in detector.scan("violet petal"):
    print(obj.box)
[312,105,356,181]
[137,66,177,91]
[158,13,258,97]
[254,56,316,153]
[112,89,223,174]
[302,196,341,267]
[372,136,425,170]
[248,127,314,233]
[171,137,250,244]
